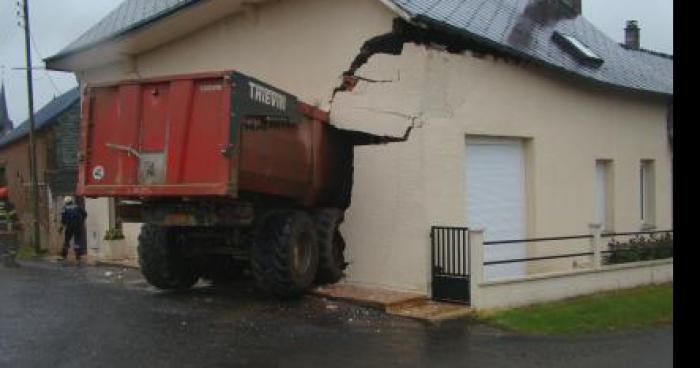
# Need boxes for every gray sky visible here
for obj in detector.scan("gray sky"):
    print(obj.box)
[0,0,674,125]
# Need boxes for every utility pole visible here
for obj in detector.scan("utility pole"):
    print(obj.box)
[21,0,42,253]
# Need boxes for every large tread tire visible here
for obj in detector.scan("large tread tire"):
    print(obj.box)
[137,225,199,290]
[250,211,319,298]
[312,209,348,284]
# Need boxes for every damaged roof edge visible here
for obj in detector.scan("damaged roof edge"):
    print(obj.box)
[45,0,209,65]
[409,14,672,98]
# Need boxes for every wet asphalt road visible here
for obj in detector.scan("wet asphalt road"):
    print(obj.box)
[1,261,672,368]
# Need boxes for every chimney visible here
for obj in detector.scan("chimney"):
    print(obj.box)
[625,20,641,50]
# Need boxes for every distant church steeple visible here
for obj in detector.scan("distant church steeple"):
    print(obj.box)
[0,83,12,136]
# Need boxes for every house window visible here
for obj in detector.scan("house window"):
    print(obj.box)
[595,160,613,231]
[640,160,656,228]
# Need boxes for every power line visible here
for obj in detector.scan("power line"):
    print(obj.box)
[7,74,52,81]
[28,33,60,96]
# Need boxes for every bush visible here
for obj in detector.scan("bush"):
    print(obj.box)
[104,228,125,241]
[603,233,673,265]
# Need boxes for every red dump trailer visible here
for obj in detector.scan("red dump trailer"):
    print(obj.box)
[79,71,353,297]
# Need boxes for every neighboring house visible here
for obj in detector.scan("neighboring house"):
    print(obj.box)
[0,87,80,254]
[45,0,672,294]
[0,83,12,136]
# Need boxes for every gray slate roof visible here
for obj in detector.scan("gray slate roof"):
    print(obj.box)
[392,0,672,95]
[0,88,80,149]
[625,47,673,87]
[47,0,200,60]
[46,0,672,96]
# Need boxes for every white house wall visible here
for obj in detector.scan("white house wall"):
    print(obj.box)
[79,0,397,111]
[430,49,672,244]
[75,0,672,293]
[338,45,671,291]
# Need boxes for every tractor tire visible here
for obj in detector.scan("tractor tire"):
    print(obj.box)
[250,210,319,298]
[312,209,348,284]
[137,225,199,290]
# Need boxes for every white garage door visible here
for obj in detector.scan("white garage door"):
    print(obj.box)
[465,137,527,280]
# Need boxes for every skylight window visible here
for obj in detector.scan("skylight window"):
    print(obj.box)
[552,32,604,67]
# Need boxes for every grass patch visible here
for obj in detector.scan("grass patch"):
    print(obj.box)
[16,245,49,260]
[479,283,673,335]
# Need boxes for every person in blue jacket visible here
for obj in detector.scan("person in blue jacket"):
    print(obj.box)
[59,196,87,266]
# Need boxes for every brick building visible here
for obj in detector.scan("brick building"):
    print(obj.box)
[0,88,80,252]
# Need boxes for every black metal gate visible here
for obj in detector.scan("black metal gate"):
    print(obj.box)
[430,226,470,304]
